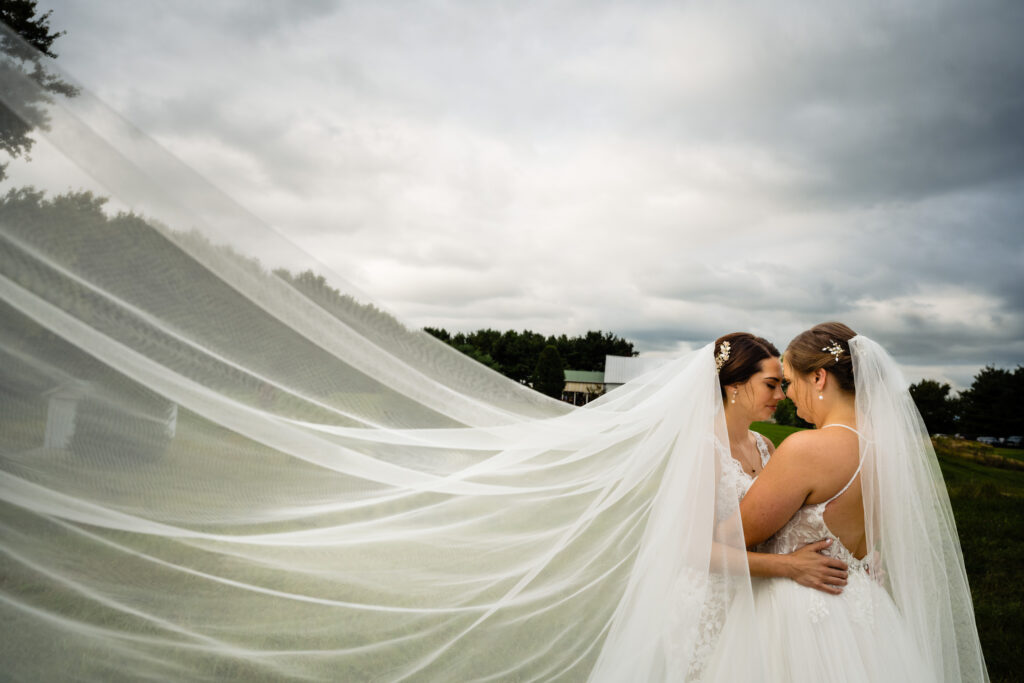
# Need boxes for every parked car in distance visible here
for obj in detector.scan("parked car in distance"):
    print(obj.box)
[1006,435,1023,448]
[976,436,1000,446]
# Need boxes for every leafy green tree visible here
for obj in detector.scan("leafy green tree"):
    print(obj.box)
[532,345,565,399]
[488,330,541,383]
[908,379,956,434]
[772,398,811,428]
[454,344,501,373]
[957,366,1024,437]
[573,330,635,369]
[1,0,78,180]
[424,327,636,388]
[423,326,451,343]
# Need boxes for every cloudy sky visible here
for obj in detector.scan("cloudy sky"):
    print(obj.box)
[12,0,1024,388]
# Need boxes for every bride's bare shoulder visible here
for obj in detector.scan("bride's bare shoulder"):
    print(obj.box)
[776,429,818,451]
[773,429,837,464]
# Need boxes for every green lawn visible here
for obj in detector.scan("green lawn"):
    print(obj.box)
[994,446,1024,463]
[937,450,1023,683]
[749,421,802,446]
[751,422,1021,682]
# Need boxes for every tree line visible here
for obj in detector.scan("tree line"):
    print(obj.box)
[0,0,77,182]
[423,328,636,398]
[772,366,1024,438]
[908,367,1024,438]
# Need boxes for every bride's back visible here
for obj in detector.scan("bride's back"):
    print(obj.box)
[801,426,867,559]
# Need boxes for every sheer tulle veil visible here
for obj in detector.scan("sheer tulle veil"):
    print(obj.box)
[0,21,754,681]
[852,335,987,682]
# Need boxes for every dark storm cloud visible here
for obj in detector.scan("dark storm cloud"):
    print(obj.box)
[626,2,1024,206]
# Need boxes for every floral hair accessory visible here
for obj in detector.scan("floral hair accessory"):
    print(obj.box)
[822,339,843,364]
[715,341,731,373]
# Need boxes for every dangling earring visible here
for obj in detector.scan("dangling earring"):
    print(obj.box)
[731,389,737,404]
[818,393,824,400]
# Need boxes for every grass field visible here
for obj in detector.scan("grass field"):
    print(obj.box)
[751,422,1022,683]
[936,446,1024,683]
[994,446,1024,462]
[747,421,803,446]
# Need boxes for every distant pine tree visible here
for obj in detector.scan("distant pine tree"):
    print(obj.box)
[957,366,1023,437]
[423,327,635,386]
[0,0,78,181]
[533,346,565,399]
[772,398,812,428]
[908,379,956,434]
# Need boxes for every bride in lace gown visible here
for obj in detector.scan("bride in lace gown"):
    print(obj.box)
[703,323,988,682]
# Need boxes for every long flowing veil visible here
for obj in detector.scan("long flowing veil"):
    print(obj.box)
[0,21,754,681]
[851,335,988,683]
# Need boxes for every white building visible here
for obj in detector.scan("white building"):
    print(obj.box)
[603,355,670,391]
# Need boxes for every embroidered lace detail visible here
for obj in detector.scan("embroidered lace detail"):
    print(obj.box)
[758,483,875,623]
[666,570,732,682]
[678,431,772,679]
[846,573,875,626]
[753,432,771,467]
[665,567,706,674]
[808,593,830,623]
[714,432,770,520]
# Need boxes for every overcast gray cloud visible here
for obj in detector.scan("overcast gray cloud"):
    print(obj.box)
[13,0,1024,389]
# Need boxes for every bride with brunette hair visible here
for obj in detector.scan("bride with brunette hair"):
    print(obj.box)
[702,323,988,682]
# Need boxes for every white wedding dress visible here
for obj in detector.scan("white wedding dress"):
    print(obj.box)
[668,431,772,681]
[702,424,936,682]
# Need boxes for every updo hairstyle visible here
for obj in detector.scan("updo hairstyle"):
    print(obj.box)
[714,332,780,401]
[784,322,857,394]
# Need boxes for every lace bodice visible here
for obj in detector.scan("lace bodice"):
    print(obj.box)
[758,425,870,573]
[758,501,870,572]
[717,431,771,511]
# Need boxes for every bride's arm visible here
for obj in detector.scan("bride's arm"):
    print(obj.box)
[707,536,848,594]
[747,544,847,595]
[738,434,847,592]
[740,431,819,547]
